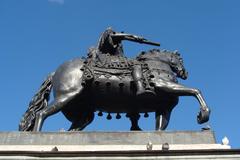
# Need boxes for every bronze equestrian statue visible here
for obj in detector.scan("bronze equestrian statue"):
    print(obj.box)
[19,28,210,131]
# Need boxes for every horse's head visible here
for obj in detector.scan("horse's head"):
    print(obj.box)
[137,49,188,80]
[143,49,188,80]
[168,50,188,80]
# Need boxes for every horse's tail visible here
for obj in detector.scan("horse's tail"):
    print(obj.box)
[19,72,54,131]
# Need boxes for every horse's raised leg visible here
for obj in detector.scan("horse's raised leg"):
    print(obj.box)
[68,111,95,131]
[155,81,210,124]
[33,91,81,131]
[155,110,171,130]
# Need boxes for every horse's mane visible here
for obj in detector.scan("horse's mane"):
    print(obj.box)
[136,49,179,61]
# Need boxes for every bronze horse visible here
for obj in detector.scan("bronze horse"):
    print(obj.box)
[19,49,210,131]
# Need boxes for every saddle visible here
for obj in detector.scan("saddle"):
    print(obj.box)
[82,52,135,83]
[82,51,156,96]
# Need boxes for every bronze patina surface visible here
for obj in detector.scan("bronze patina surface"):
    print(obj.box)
[19,28,210,132]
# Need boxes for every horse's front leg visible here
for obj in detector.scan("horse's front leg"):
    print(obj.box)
[155,81,210,124]
[155,110,172,131]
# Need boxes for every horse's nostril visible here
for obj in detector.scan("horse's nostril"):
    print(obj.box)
[150,82,155,87]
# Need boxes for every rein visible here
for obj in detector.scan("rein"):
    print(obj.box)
[149,68,176,77]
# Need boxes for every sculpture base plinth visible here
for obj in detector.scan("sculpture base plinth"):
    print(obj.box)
[0,131,239,160]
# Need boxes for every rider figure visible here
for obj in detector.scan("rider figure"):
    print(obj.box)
[97,27,155,96]
[97,27,124,56]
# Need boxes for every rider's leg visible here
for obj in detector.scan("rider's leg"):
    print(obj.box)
[132,65,145,95]
[132,65,155,96]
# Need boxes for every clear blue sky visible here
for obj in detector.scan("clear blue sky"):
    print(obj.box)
[0,0,239,148]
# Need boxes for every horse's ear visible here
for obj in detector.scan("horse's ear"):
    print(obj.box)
[173,50,180,56]
[152,49,160,52]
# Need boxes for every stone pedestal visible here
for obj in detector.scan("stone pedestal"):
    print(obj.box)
[0,131,239,160]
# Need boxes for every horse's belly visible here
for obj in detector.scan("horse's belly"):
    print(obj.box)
[89,74,154,112]
[84,74,177,113]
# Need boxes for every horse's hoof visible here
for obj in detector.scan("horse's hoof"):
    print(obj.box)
[130,126,142,131]
[197,108,210,124]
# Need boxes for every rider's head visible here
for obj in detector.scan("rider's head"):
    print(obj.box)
[97,27,123,56]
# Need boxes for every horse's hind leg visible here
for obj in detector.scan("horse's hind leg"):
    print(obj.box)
[68,111,95,131]
[33,91,81,131]
[127,113,142,131]
[155,81,210,124]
